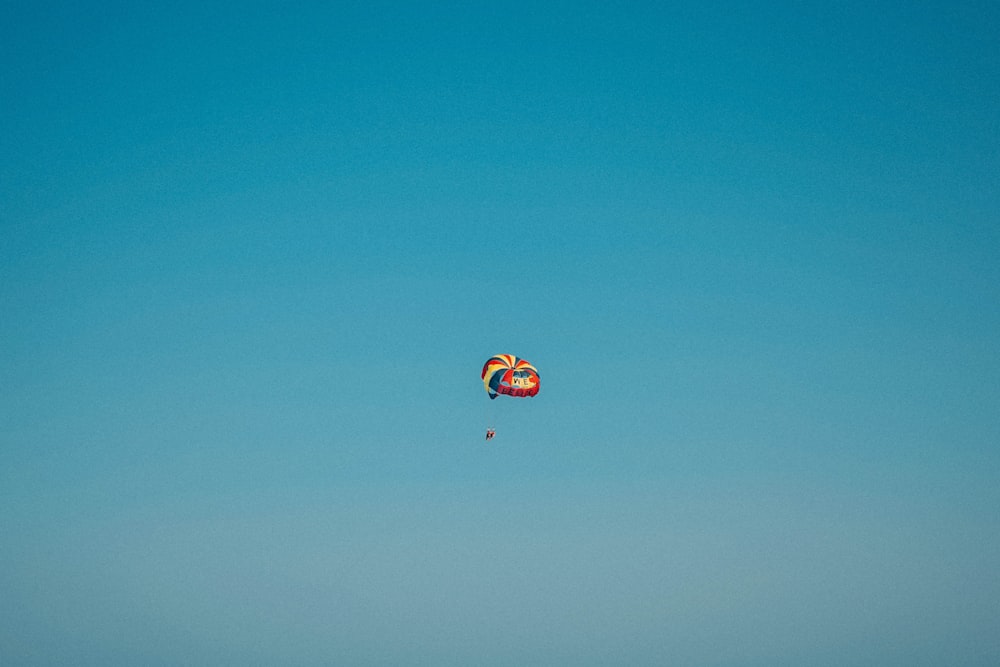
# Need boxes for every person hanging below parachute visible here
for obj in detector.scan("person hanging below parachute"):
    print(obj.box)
[481,354,540,440]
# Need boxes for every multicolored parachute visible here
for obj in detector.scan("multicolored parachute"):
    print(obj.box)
[481,354,540,400]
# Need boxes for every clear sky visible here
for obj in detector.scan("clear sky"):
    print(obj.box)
[2,2,999,665]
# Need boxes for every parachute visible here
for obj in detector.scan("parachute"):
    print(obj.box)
[481,354,540,400]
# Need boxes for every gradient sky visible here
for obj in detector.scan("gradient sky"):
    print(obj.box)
[2,2,1000,665]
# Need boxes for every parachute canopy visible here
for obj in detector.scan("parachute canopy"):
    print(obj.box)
[481,354,540,399]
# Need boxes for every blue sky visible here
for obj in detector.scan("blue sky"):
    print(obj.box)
[2,2,999,665]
